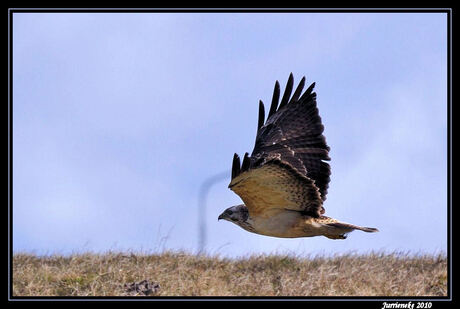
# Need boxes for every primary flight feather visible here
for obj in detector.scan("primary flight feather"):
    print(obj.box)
[218,74,378,239]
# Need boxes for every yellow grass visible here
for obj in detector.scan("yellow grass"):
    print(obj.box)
[12,251,447,297]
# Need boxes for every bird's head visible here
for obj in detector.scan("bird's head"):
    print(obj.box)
[218,204,249,224]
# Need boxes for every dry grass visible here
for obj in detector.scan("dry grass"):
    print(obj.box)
[12,251,447,297]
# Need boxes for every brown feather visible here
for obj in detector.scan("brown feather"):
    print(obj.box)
[229,157,323,218]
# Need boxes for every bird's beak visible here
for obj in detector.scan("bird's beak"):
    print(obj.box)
[218,213,225,221]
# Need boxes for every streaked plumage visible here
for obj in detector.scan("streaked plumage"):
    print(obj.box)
[218,74,378,239]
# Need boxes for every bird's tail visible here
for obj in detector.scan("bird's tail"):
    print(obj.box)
[318,217,379,239]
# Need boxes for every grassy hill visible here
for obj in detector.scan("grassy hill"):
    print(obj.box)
[12,251,447,297]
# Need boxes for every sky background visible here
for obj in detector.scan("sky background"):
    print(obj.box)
[12,12,448,258]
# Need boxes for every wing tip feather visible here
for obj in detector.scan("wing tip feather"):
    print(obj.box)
[241,152,251,172]
[268,81,280,119]
[299,82,316,103]
[278,73,294,109]
[231,153,241,180]
[288,76,306,105]
[257,100,265,131]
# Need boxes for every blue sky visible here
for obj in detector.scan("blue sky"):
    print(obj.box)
[12,12,447,257]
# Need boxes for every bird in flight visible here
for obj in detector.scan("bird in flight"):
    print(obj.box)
[218,74,378,239]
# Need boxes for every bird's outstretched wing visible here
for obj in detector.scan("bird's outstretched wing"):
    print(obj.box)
[228,74,331,217]
[255,73,331,200]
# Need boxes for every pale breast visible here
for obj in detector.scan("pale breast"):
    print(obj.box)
[249,210,317,238]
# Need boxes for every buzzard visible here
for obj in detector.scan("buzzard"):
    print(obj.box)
[218,74,378,239]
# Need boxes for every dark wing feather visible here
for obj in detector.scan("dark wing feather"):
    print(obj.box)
[288,76,305,105]
[231,153,241,180]
[257,100,265,131]
[278,73,294,110]
[267,81,280,119]
[241,152,251,173]
[251,74,331,201]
